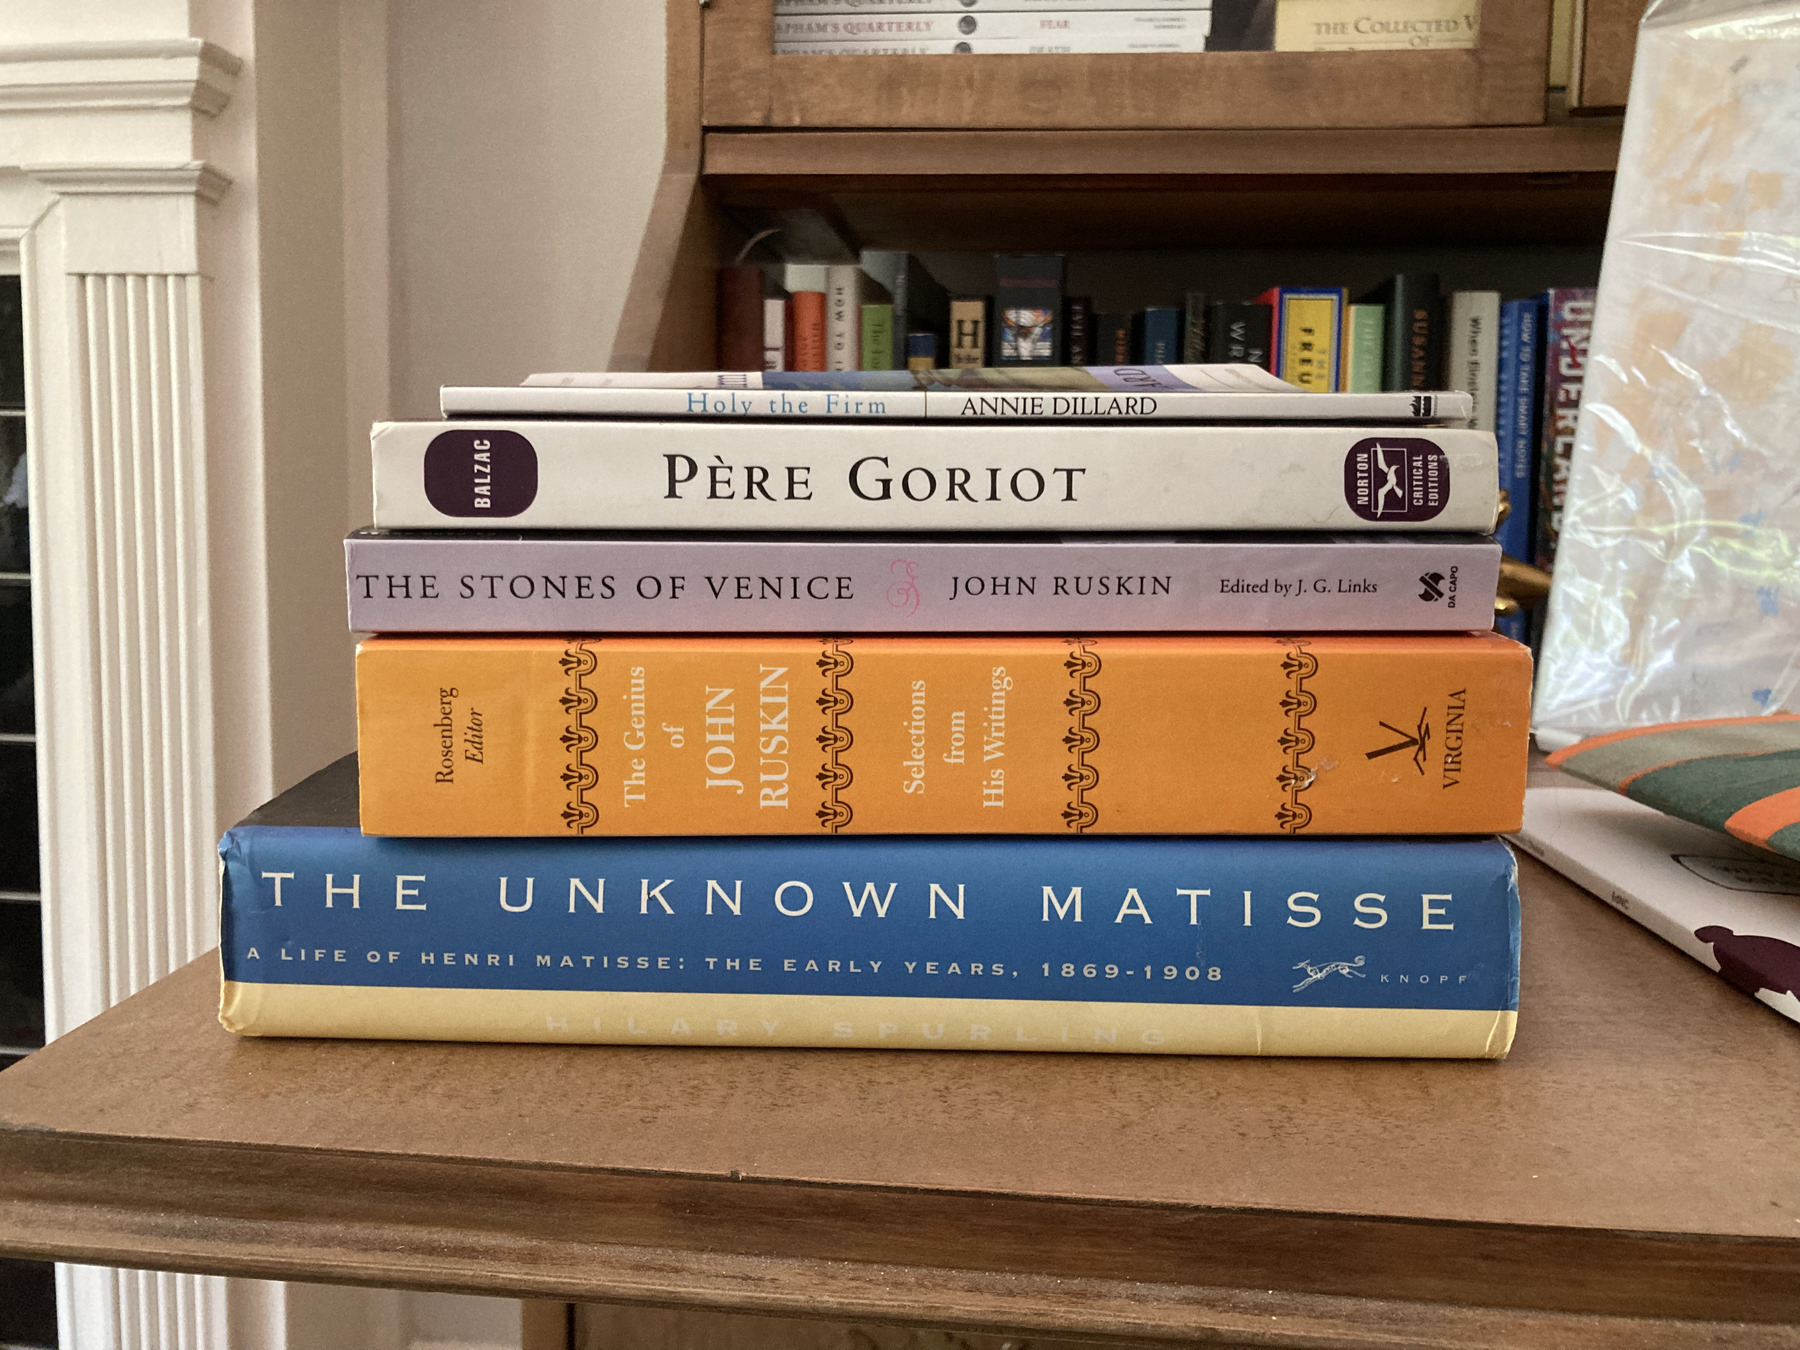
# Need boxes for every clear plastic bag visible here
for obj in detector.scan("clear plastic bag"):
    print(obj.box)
[1531,0,1800,743]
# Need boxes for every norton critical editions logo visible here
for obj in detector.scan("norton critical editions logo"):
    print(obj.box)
[423,429,538,518]
[1343,438,1449,523]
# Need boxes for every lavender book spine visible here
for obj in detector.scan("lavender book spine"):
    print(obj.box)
[345,534,1500,634]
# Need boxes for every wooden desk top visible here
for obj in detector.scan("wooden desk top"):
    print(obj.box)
[2,853,1798,1348]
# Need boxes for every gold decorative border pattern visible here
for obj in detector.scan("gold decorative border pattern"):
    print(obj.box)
[815,639,854,833]
[558,640,600,834]
[1276,639,1317,834]
[1060,639,1102,833]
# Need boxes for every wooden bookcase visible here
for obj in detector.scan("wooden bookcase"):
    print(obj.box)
[1570,0,1647,111]
[702,0,1553,130]
[610,0,1624,373]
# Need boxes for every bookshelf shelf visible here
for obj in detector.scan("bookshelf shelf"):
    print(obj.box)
[705,0,1556,131]
[703,125,1623,248]
[0,849,1797,1344]
[702,124,1624,180]
[609,1,1625,370]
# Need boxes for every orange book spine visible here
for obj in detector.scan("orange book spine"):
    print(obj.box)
[357,634,1530,838]
[788,291,827,371]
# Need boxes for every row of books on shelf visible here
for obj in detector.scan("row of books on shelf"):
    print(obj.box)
[767,0,1479,53]
[222,357,1542,1060]
[718,253,1594,630]
[773,8,1216,53]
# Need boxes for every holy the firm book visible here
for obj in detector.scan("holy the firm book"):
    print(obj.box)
[355,633,1531,837]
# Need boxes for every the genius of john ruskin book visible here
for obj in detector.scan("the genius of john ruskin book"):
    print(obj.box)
[357,633,1531,839]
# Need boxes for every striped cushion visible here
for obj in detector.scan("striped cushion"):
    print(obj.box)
[1548,715,1800,861]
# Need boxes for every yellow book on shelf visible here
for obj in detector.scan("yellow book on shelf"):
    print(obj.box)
[356,633,1531,838]
[1275,0,1479,50]
[1258,288,1346,392]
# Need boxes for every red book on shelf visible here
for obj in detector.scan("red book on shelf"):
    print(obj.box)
[789,291,828,371]
[716,265,764,371]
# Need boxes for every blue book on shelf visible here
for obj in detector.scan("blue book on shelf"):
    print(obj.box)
[1139,306,1183,364]
[1496,298,1541,563]
[217,760,1520,1059]
[1494,298,1540,643]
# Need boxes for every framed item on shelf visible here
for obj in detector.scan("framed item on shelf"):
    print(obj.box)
[608,0,1621,373]
[1569,0,1642,112]
[703,0,1555,130]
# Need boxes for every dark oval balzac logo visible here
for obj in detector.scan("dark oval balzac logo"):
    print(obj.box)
[1343,438,1449,523]
[423,429,538,518]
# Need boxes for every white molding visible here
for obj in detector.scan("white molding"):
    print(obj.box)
[6,11,525,1349]
[24,191,228,1349]
[18,163,231,276]
[25,162,233,204]
[0,39,240,117]
[11,45,238,1340]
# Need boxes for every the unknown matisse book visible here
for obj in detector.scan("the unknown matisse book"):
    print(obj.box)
[218,763,1522,1058]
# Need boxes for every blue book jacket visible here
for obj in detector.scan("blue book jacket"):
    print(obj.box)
[1496,298,1541,563]
[217,764,1520,1058]
[1139,307,1183,365]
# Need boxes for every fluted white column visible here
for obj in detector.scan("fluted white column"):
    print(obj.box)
[1,38,245,1350]
[21,161,236,1350]
[3,23,531,1346]
[70,269,215,1010]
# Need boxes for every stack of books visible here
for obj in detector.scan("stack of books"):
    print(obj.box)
[217,363,1531,1058]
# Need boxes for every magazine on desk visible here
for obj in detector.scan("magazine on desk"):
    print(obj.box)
[1513,788,1800,1027]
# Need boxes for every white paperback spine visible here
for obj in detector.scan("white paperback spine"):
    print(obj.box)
[439,385,1470,421]
[1447,291,1501,434]
[762,298,786,372]
[371,419,1500,532]
[826,264,862,372]
[442,381,1468,423]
